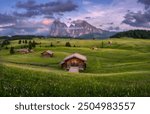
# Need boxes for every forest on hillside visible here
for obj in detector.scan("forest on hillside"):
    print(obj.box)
[110,30,150,39]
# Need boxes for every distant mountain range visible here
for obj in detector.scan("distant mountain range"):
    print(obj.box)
[1,29,150,40]
[49,20,116,38]
[0,20,117,39]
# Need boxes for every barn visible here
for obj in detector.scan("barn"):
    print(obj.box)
[60,53,87,72]
[41,50,54,57]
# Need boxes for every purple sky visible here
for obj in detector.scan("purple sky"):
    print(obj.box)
[0,0,150,35]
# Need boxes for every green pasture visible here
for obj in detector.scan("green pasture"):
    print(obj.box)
[0,38,150,96]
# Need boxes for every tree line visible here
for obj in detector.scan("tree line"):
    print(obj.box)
[110,30,150,39]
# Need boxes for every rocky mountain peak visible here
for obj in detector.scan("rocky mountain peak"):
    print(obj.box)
[49,19,105,37]
[49,20,69,37]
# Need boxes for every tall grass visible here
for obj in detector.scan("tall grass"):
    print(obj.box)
[0,64,150,97]
[0,38,150,96]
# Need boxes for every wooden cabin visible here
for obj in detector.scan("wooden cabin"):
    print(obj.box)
[60,53,87,72]
[41,50,54,57]
[16,49,33,54]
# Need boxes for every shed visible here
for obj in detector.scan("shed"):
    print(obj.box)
[16,49,33,54]
[60,53,87,71]
[41,50,54,57]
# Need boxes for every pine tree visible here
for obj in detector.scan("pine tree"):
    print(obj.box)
[10,47,15,54]
[29,40,32,44]
[50,42,53,47]
[101,41,104,48]
[28,43,32,50]
[32,40,36,48]
[18,40,21,44]
[25,40,28,44]
[28,41,32,51]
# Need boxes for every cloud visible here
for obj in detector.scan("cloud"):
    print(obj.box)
[16,0,37,10]
[85,17,92,20]
[0,13,16,25]
[82,0,92,5]
[0,19,51,35]
[42,19,54,25]
[138,0,150,9]
[0,0,78,35]
[1,0,149,35]
[14,0,78,18]
[122,0,150,28]
[68,18,72,21]
[63,0,142,31]
[122,10,150,28]
[107,26,120,31]
[14,10,40,18]
[107,22,114,25]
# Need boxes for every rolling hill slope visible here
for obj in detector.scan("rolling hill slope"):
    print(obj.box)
[0,38,150,96]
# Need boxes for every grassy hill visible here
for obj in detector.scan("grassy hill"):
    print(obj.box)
[0,38,150,96]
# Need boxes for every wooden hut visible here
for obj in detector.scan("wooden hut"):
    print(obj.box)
[16,49,33,54]
[60,53,87,72]
[41,50,54,57]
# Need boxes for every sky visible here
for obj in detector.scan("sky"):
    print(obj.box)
[0,0,150,35]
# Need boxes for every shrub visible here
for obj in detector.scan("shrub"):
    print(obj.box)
[5,46,9,50]
[65,42,71,47]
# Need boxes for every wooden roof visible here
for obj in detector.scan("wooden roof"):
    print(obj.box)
[41,50,53,54]
[61,53,87,65]
[64,53,87,61]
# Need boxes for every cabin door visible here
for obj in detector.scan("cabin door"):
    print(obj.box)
[70,59,79,67]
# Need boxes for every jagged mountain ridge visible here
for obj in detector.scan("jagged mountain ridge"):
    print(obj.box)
[49,20,113,38]
[49,20,69,36]
[69,20,104,37]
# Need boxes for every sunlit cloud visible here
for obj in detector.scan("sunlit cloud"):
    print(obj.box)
[42,19,54,25]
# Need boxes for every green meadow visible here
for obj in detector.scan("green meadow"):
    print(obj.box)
[0,38,150,96]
